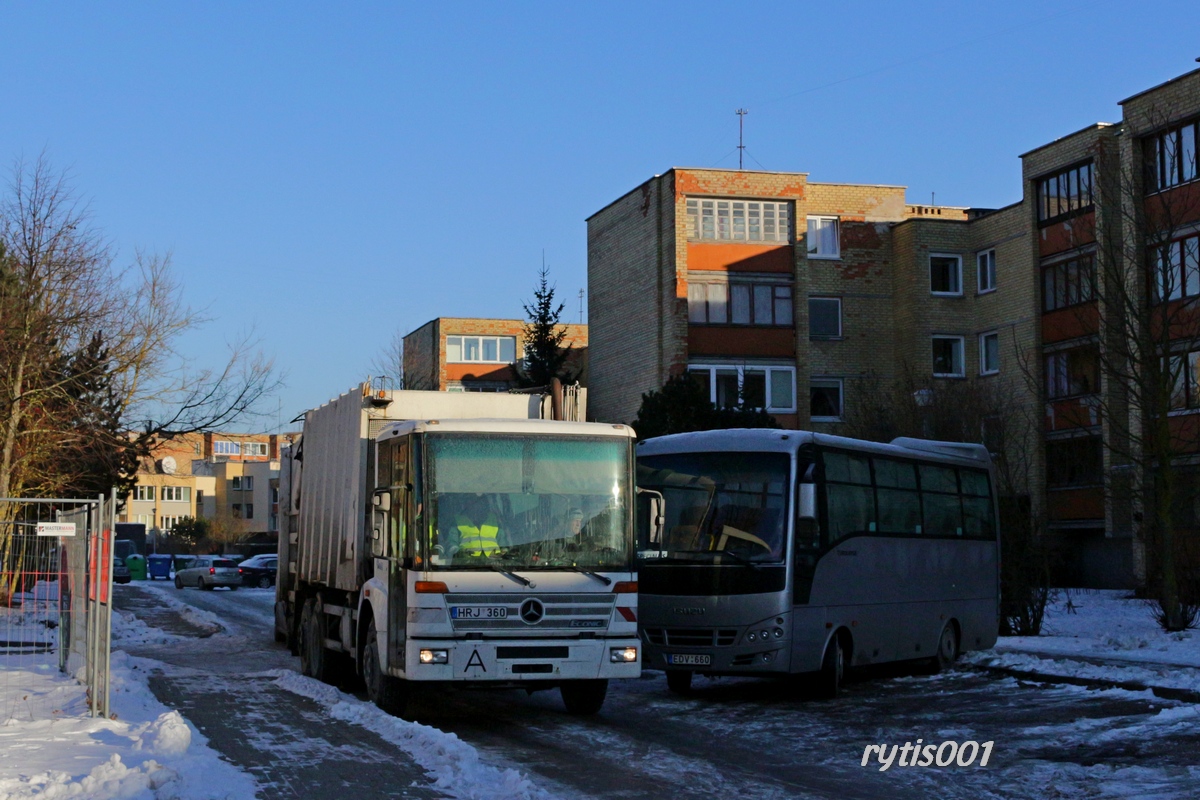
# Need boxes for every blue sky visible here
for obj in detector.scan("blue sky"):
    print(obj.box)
[1,1,1196,427]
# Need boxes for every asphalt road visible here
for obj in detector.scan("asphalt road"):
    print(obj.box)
[115,583,1200,800]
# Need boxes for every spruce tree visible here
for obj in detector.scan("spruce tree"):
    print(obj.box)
[519,266,572,387]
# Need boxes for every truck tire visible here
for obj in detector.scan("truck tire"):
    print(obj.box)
[299,597,331,682]
[560,679,608,715]
[363,617,410,717]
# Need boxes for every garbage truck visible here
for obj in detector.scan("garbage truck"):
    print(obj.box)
[275,382,644,716]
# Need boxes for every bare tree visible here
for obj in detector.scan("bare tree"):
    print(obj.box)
[0,156,281,509]
[368,327,406,390]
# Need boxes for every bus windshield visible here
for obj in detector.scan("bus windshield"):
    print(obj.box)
[425,433,632,571]
[637,452,790,565]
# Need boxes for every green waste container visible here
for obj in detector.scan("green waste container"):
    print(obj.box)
[125,553,147,581]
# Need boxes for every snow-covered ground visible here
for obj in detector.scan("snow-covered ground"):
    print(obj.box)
[964,589,1200,694]
[0,649,258,799]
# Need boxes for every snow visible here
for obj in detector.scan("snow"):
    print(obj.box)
[963,589,1200,694]
[0,650,257,799]
[270,670,552,800]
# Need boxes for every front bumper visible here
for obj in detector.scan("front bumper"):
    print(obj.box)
[400,638,642,682]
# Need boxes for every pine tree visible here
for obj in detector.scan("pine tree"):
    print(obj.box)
[519,266,572,387]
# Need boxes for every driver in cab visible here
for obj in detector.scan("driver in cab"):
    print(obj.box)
[435,493,505,561]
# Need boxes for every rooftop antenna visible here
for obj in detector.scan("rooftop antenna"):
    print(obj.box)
[736,108,748,170]
[578,288,585,324]
[931,191,936,206]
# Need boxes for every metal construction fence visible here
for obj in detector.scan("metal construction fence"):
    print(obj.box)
[0,494,115,721]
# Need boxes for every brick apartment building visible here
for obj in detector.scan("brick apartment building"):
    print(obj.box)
[588,67,1200,589]
[403,317,587,392]
[119,431,296,545]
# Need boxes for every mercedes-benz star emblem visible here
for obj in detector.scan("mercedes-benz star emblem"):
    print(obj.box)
[519,598,544,625]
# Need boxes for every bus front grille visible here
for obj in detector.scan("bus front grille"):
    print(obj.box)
[644,628,738,646]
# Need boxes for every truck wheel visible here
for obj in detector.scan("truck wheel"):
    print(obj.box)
[816,634,845,699]
[363,617,410,717]
[560,679,608,715]
[299,598,330,681]
[666,670,693,695]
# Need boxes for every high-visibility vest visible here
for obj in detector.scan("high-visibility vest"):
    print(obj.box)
[456,512,501,556]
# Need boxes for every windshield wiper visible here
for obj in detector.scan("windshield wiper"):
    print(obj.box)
[488,566,532,587]
[562,565,612,585]
[717,550,761,570]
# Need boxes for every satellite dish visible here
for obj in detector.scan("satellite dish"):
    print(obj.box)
[159,456,177,475]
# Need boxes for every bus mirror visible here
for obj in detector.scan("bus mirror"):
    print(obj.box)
[798,483,817,520]
[372,490,391,512]
[636,488,666,545]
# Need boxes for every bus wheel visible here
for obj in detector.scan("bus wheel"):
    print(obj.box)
[561,679,608,715]
[666,671,693,695]
[816,635,845,699]
[363,617,410,717]
[934,622,959,672]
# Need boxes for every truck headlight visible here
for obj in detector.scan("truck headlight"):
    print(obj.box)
[610,646,637,663]
[419,649,449,665]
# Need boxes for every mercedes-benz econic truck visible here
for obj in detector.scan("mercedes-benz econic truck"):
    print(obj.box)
[275,383,641,716]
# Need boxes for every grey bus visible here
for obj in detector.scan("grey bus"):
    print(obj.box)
[635,429,999,696]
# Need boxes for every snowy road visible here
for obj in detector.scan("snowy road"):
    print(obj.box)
[115,583,1200,799]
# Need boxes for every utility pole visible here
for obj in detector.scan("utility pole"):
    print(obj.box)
[736,108,748,170]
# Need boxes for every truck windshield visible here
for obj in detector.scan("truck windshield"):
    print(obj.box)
[636,452,790,566]
[425,433,632,571]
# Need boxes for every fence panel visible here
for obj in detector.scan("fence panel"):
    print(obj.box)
[0,495,114,721]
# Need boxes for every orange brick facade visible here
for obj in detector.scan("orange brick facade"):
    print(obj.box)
[403,317,588,391]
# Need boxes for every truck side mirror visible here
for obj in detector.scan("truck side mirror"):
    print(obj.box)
[636,488,665,545]
[797,483,817,520]
[372,489,391,512]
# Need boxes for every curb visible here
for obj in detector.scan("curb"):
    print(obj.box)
[970,663,1200,704]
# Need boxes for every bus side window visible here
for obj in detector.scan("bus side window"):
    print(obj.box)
[874,457,921,534]
[822,452,874,544]
[919,464,963,536]
[960,469,995,539]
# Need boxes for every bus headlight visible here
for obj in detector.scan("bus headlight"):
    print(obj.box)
[610,646,638,663]
[419,649,449,665]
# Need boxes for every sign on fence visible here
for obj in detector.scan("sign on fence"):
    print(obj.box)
[35,522,76,537]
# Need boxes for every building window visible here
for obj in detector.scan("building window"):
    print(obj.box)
[245,504,254,520]
[688,365,796,413]
[135,514,153,527]
[161,486,190,502]
[1046,346,1100,399]
[1036,161,1094,224]
[1046,437,1102,487]
[977,249,996,293]
[1152,233,1200,302]
[805,216,840,259]
[930,254,963,295]
[979,332,999,376]
[133,485,154,502]
[688,282,792,326]
[1148,121,1199,193]
[242,442,268,457]
[269,514,278,532]
[446,335,517,364]
[808,297,842,339]
[1168,350,1200,410]
[160,516,180,531]
[932,336,965,377]
[231,504,242,519]
[686,198,791,243]
[1042,253,1096,311]
[810,379,843,421]
[196,490,204,508]
[214,440,240,456]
